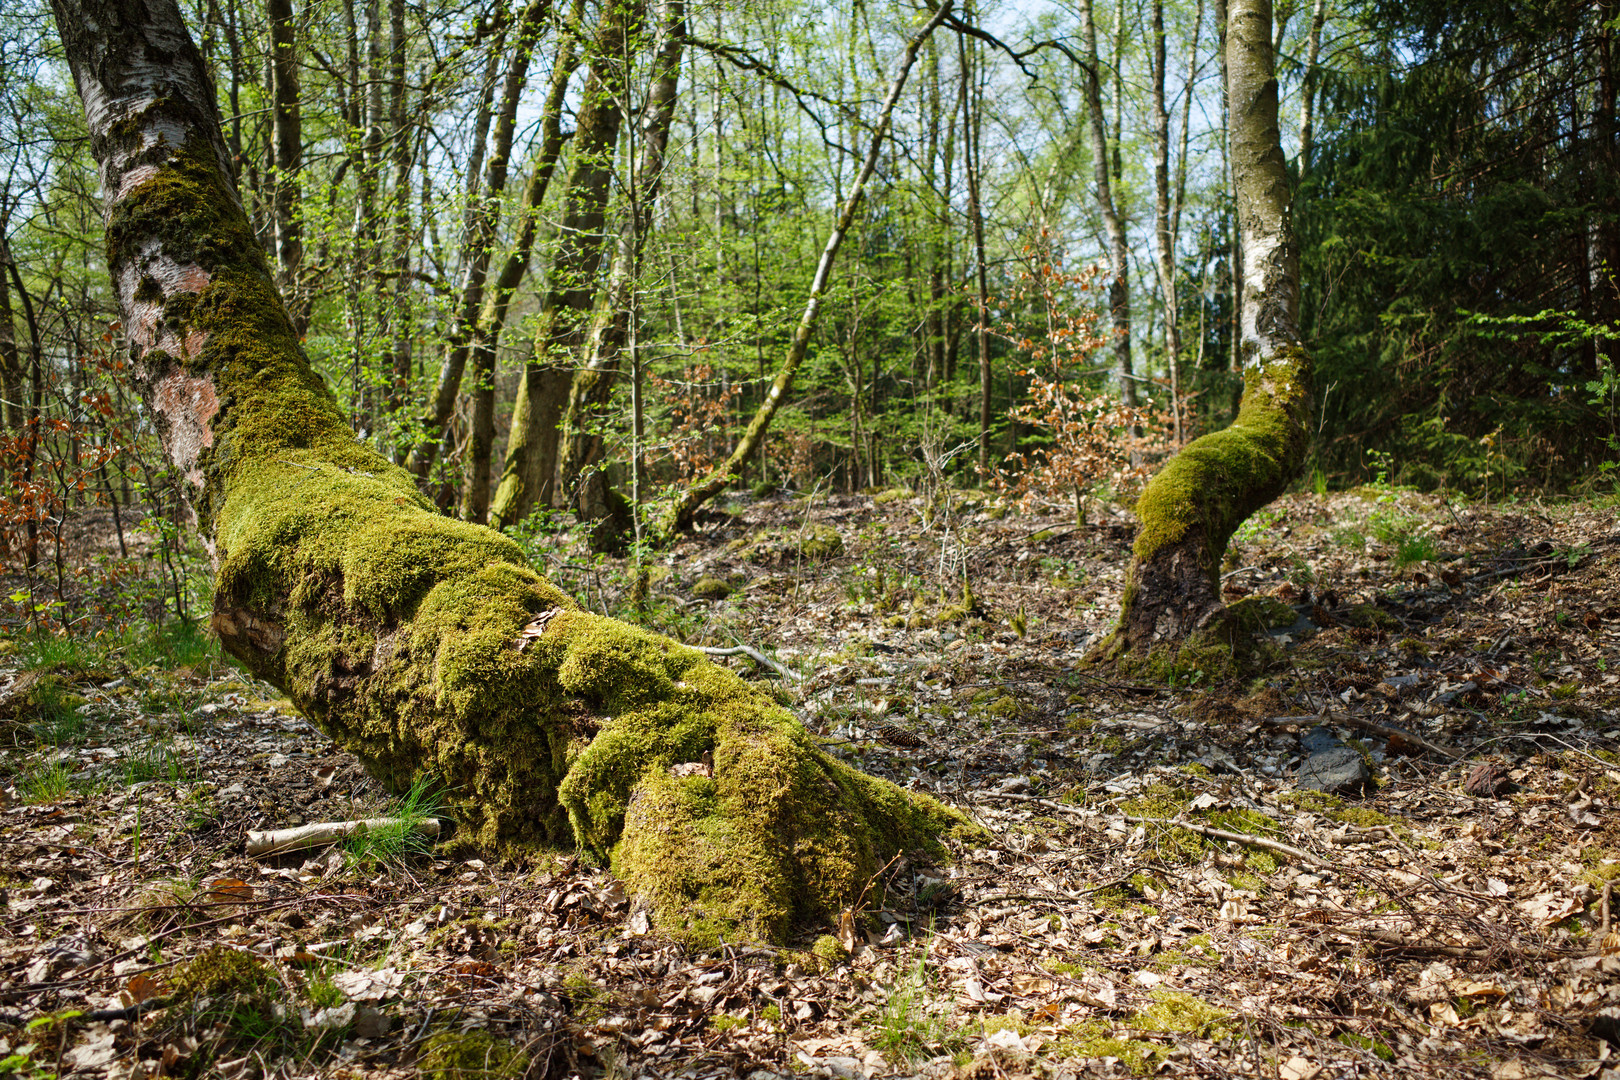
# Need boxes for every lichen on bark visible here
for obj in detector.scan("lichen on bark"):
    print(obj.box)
[55,0,972,945]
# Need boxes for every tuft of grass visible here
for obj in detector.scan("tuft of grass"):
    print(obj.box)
[871,947,969,1063]
[124,737,191,785]
[344,775,447,869]
[19,759,74,804]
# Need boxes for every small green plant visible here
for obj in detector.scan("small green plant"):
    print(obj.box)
[344,775,446,869]
[19,759,73,804]
[1233,506,1284,546]
[124,737,188,785]
[0,1009,85,1079]
[871,947,967,1062]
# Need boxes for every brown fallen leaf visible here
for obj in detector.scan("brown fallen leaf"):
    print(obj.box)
[207,877,254,902]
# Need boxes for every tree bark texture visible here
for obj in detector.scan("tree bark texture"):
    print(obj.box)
[1094,0,1311,672]
[556,0,686,528]
[266,0,305,334]
[52,0,965,945]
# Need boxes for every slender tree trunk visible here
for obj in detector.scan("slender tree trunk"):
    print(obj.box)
[488,0,642,531]
[267,0,305,334]
[556,0,686,529]
[453,0,554,524]
[403,25,511,478]
[961,16,992,474]
[384,0,414,430]
[1298,0,1326,176]
[0,228,24,432]
[50,0,965,948]
[1078,0,1136,407]
[1094,0,1311,674]
[654,0,955,542]
[1149,0,1180,443]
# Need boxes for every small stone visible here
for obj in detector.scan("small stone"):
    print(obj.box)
[1296,748,1370,795]
[1300,726,1343,755]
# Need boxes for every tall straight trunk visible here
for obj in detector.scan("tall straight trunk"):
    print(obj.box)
[960,14,991,473]
[0,229,23,432]
[488,0,641,531]
[1216,0,1241,375]
[451,0,587,498]
[449,0,555,524]
[1096,0,1311,673]
[1150,0,1202,444]
[406,1,548,483]
[266,0,305,333]
[384,0,414,426]
[654,0,955,542]
[50,0,965,946]
[555,0,686,519]
[1298,0,1326,176]
[1078,0,1136,407]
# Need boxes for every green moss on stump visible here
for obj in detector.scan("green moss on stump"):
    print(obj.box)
[691,576,731,601]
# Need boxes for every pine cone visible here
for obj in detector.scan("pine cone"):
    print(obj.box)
[871,722,926,748]
[1464,761,1511,798]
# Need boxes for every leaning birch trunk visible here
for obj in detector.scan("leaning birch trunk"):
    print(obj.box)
[1091,0,1311,676]
[50,0,968,945]
[654,0,954,543]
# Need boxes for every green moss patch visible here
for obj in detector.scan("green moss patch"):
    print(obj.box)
[418,1030,529,1080]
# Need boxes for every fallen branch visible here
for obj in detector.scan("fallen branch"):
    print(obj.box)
[1328,709,1463,761]
[694,644,800,681]
[1121,814,1327,868]
[247,817,441,857]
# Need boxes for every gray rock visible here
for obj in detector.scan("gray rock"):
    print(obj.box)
[1297,747,1370,795]
[1300,726,1343,754]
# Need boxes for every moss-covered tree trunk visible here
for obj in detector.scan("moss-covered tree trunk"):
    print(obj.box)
[52,0,967,945]
[1093,0,1310,674]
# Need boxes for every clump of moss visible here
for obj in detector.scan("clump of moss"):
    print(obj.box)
[872,488,913,505]
[170,946,277,1002]
[987,695,1025,721]
[691,577,731,601]
[418,1031,529,1080]
[810,934,847,971]
[798,524,843,560]
[1056,1020,1161,1075]
[1133,989,1234,1039]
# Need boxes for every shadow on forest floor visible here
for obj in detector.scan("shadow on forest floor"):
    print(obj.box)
[2,484,1618,1079]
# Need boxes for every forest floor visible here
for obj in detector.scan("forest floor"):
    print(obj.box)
[2,481,1619,1080]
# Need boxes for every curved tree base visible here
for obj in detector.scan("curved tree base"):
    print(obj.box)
[211,457,970,944]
